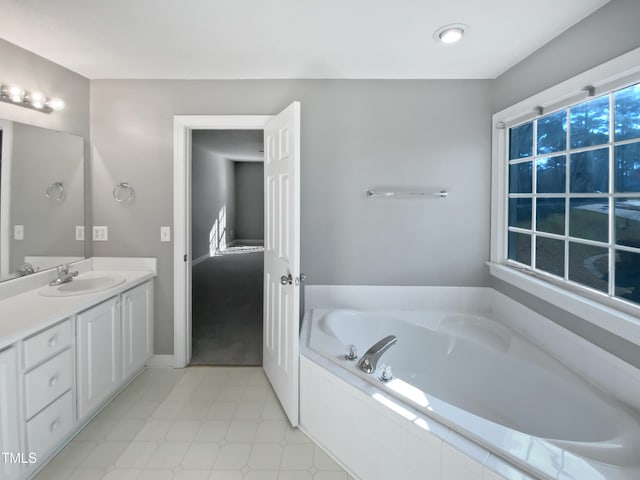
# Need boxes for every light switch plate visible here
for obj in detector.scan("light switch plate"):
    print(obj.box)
[92,226,108,241]
[160,226,171,242]
[76,225,85,241]
[14,225,24,240]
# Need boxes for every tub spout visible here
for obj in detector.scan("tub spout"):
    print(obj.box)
[358,335,397,374]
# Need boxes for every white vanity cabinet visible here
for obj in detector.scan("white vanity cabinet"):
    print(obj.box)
[122,281,154,380]
[76,279,154,419]
[0,347,21,480]
[76,297,123,419]
[0,262,156,480]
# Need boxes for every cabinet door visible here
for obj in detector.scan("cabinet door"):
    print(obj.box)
[0,347,21,480]
[77,297,122,419]
[122,281,154,379]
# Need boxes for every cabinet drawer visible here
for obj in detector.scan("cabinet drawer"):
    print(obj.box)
[27,390,74,461]
[24,319,72,370]
[24,349,72,419]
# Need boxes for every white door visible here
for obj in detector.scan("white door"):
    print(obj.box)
[263,102,301,427]
[77,298,122,418]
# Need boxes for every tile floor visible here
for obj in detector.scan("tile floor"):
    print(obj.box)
[35,367,353,480]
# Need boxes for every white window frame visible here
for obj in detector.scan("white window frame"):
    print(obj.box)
[490,46,640,346]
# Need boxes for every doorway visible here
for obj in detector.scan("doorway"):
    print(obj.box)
[190,129,264,365]
[173,105,301,426]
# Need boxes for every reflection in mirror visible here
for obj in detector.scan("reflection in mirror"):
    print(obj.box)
[0,119,84,282]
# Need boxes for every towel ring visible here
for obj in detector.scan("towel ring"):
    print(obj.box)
[113,182,135,203]
[45,182,64,201]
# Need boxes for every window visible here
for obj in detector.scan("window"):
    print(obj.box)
[505,84,640,305]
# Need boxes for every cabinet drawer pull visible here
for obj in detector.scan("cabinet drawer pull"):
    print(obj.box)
[49,418,60,432]
[49,375,59,387]
[48,335,58,348]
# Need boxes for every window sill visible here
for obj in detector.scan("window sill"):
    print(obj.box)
[488,262,640,347]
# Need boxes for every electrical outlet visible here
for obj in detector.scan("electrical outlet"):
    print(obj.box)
[160,226,171,242]
[92,226,108,241]
[14,225,24,240]
[76,225,85,241]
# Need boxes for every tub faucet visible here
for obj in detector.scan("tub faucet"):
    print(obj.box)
[49,264,79,286]
[358,335,397,374]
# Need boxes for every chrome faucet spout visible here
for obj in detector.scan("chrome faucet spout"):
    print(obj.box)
[49,264,79,286]
[358,335,397,374]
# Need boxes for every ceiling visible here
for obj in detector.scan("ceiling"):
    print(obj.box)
[0,0,609,80]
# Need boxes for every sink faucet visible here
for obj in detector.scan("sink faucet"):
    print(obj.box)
[16,263,35,276]
[49,264,79,286]
[358,335,397,374]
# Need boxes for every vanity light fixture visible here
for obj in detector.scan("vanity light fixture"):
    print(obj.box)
[0,83,65,114]
[433,24,467,44]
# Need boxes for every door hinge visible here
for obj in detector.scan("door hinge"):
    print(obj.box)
[184,254,187,262]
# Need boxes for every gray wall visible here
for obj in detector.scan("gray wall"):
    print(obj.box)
[90,79,492,354]
[492,0,640,112]
[10,124,84,272]
[490,0,640,367]
[191,137,236,260]
[234,162,264,240]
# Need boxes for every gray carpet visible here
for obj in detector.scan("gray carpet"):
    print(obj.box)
[191,249,263,365]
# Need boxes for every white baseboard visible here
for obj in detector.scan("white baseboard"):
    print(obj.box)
[146,354,175,368]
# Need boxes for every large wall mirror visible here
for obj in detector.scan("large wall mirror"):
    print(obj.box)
[0,119,85,282]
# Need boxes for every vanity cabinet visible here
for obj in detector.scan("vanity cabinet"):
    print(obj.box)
[0,347,21,480]
[77,297,123,419]
[0,269,155,480]
[76,279,154,419]
[122,281,154,380]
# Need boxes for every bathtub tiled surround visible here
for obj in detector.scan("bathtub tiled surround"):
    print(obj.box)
[302,285,640,480]
[300,355,530,480]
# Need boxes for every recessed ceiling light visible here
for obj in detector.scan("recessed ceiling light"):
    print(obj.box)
[434,24,467,44]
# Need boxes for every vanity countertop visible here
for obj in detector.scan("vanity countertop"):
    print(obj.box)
[0,257,156,351]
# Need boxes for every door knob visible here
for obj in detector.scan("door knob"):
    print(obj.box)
[280,274,293,285]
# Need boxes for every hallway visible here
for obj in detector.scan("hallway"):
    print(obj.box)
[191,247,263,366]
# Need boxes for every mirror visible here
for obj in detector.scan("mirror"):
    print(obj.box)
[0,119,85,282]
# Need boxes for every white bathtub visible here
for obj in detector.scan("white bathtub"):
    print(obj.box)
[300,287,640,480]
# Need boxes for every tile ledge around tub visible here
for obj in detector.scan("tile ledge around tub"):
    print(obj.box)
[300,345,536,480]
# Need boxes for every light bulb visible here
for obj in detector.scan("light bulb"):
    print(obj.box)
[49,98,65,111]
[9,85,24,102]
[439,27,464,44]
[30,90,45,109]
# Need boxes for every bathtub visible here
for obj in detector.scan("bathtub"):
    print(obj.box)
[299,287,640,480]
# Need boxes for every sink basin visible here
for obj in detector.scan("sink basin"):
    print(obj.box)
[39,272,126,297]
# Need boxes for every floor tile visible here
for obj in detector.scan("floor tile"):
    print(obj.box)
[34,367,349,480]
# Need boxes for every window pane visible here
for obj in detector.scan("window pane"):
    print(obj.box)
[614,83,640,142]
[508,232,531,266]
[509,123,533,160]
[615,142,640,193]
[509,198,532,229]
[536,236,565,277]
[569,198,609,243]
[569,147,609,193]
[615,249,640,304]
[509,162,532,193]
[615,198,640,248]
[568,242,608,293]
[537,110,567,155]
[570,95,609,148]
[536,198,565,235]
[536,155,566,193]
